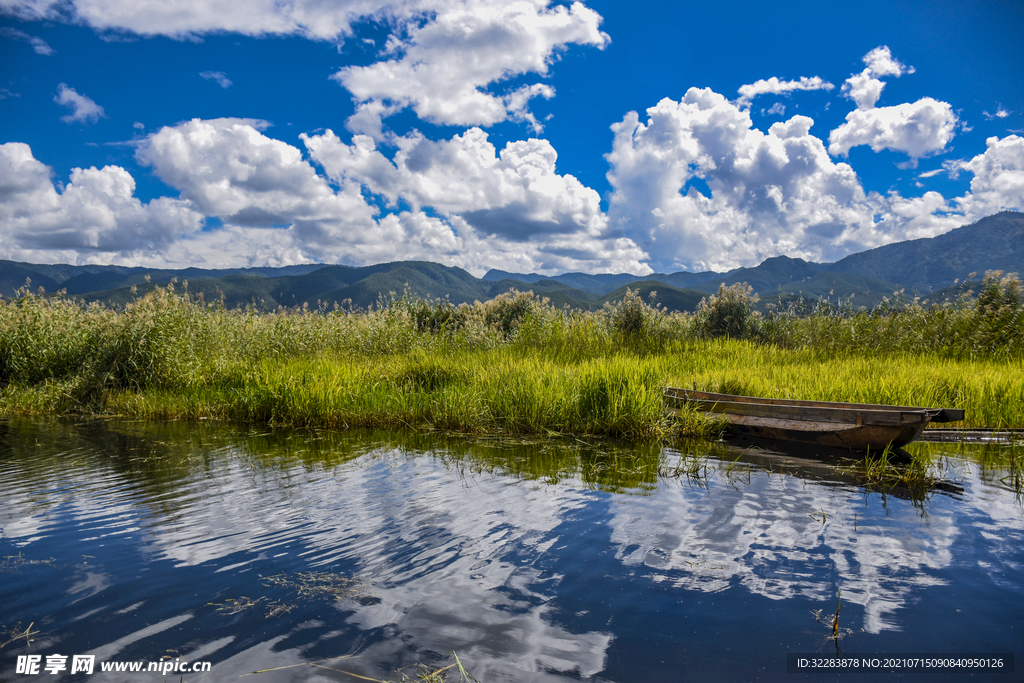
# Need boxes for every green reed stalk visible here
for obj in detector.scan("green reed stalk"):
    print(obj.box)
[2,278,1022,436]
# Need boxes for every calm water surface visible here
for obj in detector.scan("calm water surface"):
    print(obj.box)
[1,418,1021,682]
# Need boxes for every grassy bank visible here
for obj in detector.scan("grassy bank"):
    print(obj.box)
[2,274,1022,437]
[28,346,1016,435]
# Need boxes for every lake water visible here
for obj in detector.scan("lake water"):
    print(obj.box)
[1,418,1021,682]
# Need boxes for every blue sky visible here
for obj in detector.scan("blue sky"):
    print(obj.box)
[1,0,1022,275]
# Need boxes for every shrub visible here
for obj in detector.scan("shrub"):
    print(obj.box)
[388,288,467,335]
[100,281,220,390]
[0,286,105,385]
[692,283,760,339]
[972,271,1023,354]
[603,287,651,336]
[480,289,537,339]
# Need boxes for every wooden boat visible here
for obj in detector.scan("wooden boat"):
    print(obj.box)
[664,387,965,450]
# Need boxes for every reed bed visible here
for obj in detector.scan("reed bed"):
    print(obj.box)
[2,273,1023,437]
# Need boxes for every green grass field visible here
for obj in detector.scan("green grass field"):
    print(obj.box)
[2,276,1022,437]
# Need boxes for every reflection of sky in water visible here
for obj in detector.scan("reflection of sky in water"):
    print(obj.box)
[1,421,1022,682]
[608,472,961,633]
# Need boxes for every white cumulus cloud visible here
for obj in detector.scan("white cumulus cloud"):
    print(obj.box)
[128,118,648,274]
[606,89,883,271]
[736,76,833,108]
[841,45,910,110]
[861,45,910,78]
[842,71,886,112]
[304,125,650,273]
[602,88,1008,272]
[952,135,1024,220]
[334,0,609,134]
[3,118,1022,274]
[0,142,202,261]
[135,118,379,241]
[828,97,957,159]
[306,127,605,237]
[0,0,395,39]
[829,46,956,160]
[54,83,105,124]
[5,0,611,136]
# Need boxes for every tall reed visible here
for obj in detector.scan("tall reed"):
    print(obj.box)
[2,273,1022,435]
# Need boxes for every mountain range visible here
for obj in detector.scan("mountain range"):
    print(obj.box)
[2,211,1021,313]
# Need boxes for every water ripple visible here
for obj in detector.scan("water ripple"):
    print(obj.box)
[1,419,1022,682]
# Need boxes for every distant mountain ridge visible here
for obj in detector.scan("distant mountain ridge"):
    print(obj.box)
[1,211,1020,313]
[485,212,1024,295]
[822,211,1024,289]
[482,268,722,295]
[0,261,328,302]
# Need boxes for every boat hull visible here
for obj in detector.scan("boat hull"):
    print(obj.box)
[717,414,928,450]
[664,388,963,451]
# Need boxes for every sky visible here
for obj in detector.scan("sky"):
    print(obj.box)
[1,0,1022,276]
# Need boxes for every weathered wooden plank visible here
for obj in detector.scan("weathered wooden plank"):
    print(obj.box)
[664,388,964,422]
[666,397,928,426]
[664,388,963,421]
